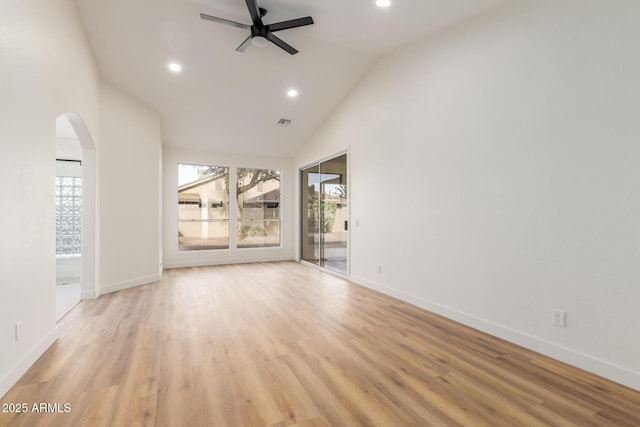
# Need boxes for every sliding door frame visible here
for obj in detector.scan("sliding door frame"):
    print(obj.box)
[298,150,350,278]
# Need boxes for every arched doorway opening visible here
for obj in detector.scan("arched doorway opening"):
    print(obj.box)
[55,114,97,319]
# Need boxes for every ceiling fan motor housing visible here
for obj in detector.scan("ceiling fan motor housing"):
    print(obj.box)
[251,25,269,39]
[200,0,314,55]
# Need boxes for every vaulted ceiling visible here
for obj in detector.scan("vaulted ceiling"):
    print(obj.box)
[75,0,511,157]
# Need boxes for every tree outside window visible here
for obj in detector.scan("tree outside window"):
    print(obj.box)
[236,168,281,248]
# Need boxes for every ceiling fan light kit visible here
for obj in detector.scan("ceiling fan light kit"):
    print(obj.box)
[251,36,269,47]
[200,0,314,55]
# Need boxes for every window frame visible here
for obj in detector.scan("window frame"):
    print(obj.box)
[177,163,230,251]
[236,167,282,249]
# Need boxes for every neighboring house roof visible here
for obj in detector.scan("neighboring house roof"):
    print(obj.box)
[178,174,223,192]
[244,188,280,203]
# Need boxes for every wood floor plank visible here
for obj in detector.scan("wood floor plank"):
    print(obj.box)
[281,352,366,426]
[1,261,639,426]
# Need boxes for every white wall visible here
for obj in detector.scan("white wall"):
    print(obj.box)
[56,258,82,282]
[163,148,295,268]
[99,81,163,293]
[0,0,163,397]
[295,0,640,390]
[0,0,100,397]
[56,159,82,177]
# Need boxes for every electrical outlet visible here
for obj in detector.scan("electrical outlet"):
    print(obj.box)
[552,309,566,327]
[377,265,382,274]
[15,321,22,341]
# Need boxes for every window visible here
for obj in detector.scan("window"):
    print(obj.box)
[55,176,82,256]
[237,168,281,248]
[178,164,229,251]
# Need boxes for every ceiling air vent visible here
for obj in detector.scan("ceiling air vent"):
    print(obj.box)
[277,118,292,126]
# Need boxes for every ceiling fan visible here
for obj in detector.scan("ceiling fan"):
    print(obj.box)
[200,0,314,55]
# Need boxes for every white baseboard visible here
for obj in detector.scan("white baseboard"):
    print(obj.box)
[350,274,640,392]
[164,255,295,270]
[0,327,60,399]
[100,273,161,295]
[79,289,97,300]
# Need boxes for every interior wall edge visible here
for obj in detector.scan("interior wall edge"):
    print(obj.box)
[80,289,98,300]
[350,274,640,392]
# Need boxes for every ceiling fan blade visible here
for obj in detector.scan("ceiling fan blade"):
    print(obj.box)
[245,0,263,26]
[236,35,252,52]
[200,13,250,30]
[266,33,298,55]
[267,16,314,32]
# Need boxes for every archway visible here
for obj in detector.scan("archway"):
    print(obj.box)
[55,114,97,319]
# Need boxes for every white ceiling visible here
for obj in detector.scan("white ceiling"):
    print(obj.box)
[75,0,511,157]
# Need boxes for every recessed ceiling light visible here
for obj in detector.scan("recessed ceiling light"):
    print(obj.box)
[168,62,182,72]
[287,89,298,98]
[376,0,391,7]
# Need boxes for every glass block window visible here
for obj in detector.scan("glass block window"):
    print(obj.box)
[56,176,82,256]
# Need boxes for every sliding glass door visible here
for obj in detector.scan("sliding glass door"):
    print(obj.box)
[301,163,321,266]
[300,154,348,275]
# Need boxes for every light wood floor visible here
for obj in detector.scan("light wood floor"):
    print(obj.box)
[1,262,639,426]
